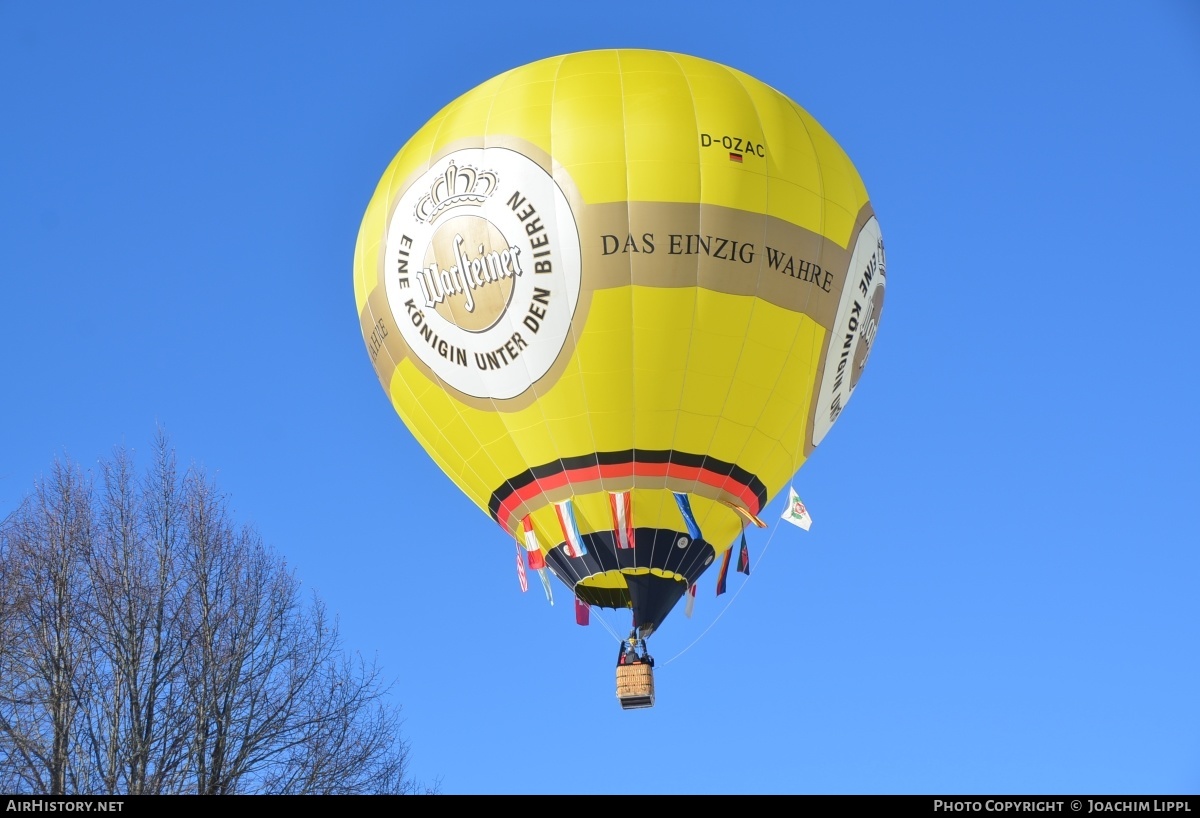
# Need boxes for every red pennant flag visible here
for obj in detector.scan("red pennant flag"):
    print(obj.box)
[575,596,590,626]
[521,515,547,569]
[608,491,635,550]
[716,547,732,596]
[515,544,528,592]
[727,502,767,528]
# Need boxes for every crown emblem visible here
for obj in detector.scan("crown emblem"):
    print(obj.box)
[414,161,499,223]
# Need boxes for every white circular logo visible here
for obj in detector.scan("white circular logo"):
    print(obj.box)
[383,148,582,400]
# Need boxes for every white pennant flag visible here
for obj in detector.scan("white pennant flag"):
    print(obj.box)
[781,486,812,531]
[684,583,697,618]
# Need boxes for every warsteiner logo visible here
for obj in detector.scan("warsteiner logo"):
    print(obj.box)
[811,216,886,447]
[384,148,582,400]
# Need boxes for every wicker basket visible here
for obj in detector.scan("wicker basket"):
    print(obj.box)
[616,663,655,709]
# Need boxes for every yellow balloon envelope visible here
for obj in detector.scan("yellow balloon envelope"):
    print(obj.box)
[354,50,886,636]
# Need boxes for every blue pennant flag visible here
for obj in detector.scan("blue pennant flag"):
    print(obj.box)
[672,492,703,542]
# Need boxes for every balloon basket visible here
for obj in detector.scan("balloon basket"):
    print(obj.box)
[616,663,655,710]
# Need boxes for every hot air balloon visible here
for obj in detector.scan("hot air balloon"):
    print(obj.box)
[353,50,885,707]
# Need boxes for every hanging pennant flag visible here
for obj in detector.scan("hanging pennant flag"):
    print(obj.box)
[672,492,703,542]
[608,491,635,550]
[575,595,590,626]
[525,544,544,570]
[737,531,751,576]
[554,500,588,557]
[538,569,554,605]
[781,486,813,531]
[521,515,547,569]
[515,543,528,592]
[715,547,732,596]
[726,502,768,529]
[527,548,545,572]
[684,583,697,618]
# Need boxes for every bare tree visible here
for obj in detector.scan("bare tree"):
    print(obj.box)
[0,458,96,794]
[0,433,433,795]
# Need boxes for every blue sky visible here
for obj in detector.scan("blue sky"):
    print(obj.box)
[2,1,1198,795]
